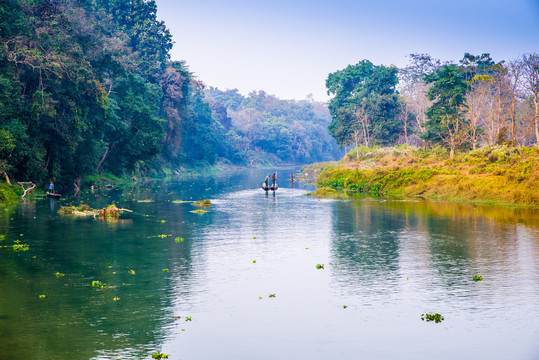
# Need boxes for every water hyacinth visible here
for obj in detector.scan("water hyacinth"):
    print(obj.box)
[421,313,444,323]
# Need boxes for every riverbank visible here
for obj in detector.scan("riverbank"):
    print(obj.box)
[309,145,539,208]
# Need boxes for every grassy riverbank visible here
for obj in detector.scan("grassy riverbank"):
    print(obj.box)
[311,145,539,208]
[0,183,23,205]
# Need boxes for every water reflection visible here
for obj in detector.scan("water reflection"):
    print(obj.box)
[330,199,539,308]
[1,170,539,360]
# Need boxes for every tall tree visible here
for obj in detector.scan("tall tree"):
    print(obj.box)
[326,60,401,147]
[398,54,441,145]
[424,64,469,158]
[522,53,539,148]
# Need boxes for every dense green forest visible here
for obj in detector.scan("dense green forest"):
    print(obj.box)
[0,0,341,191]
[326,53,539,157]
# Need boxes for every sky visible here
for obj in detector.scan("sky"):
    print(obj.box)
[155,0,539,101]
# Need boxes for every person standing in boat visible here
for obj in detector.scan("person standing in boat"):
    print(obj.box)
[272,173,276,187]
[49,180,54,193]
[264,174,270,188]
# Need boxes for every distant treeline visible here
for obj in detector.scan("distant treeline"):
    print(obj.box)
[205,88,342,166]
[327,53,539,158]
[0,0,341,188]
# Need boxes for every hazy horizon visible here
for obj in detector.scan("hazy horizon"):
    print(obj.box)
[156,0,539,101]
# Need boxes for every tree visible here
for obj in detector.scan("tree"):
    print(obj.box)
[522,53,539,149]
[398,54,441,145]
[424,64,469,158]
[326,60,401,147]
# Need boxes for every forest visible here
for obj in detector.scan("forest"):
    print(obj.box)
[1,0,538,195]
[0,0,341,191]
[327,53,539,157]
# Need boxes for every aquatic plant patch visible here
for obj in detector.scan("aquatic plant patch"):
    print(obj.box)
[193,199,212,208]
[12,242,29,252]
[190,209,207,214]
[421,313,444,323]
[473,275,483,282]
[152,352,168,359]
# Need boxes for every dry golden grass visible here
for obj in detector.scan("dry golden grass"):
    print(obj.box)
[314,145,539,208]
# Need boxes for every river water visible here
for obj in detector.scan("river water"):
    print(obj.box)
[1,167,538,360]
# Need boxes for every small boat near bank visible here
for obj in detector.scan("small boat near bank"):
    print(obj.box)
[262,183,278,192]
[46,192,61,199]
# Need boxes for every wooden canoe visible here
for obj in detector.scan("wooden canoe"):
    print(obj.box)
[261,184,278,191]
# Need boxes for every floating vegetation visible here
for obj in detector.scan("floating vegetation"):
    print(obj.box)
[252,260,256,263]
[91,280,103,288]
[421,313,444,323]
[58,204,96,215]
[190,209,206,214]
[269,294,276,298]
[193,199,212,208]
[113,297,120,301]
[39,294,46,299]
[343,305,348,309]
[158,234,169,238]
[175,237,184,243]
[55,272,65,278]
[253,236,256,239]
[172,200,187,203]
[129,269,136,275]
[137,199,154,203]
[151,352,168,359]
[12,240,29,252]
[185,316,192,322]
[161,220,166,223]
[0,234,5,241]
[316,264,325,270]
[473,275,483,282]
[162,269,169,272]
[59,204,132,219]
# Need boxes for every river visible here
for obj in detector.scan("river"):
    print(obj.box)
[1,167,538,360]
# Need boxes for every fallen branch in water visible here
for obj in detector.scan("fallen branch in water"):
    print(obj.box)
[17,182,36,198]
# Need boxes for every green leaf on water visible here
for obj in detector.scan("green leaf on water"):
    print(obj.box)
[55,272,65,278]
[316,264,324,270]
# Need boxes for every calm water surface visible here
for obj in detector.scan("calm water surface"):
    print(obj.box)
[1,168,539,360]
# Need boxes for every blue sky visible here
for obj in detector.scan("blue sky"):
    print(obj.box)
[156,0,539,101]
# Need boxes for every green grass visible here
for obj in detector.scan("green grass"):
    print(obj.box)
[311,145,539,208]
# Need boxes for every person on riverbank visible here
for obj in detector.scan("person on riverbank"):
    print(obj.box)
[48,181,54,193]
[272,173,276,187]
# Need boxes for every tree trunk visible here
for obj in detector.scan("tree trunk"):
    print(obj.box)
[1,170,11,185]
[96,146,109,172]
[534,96,539,149]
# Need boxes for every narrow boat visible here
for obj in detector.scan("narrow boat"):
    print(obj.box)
[261,183,278,192]
[46,192,61,199]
